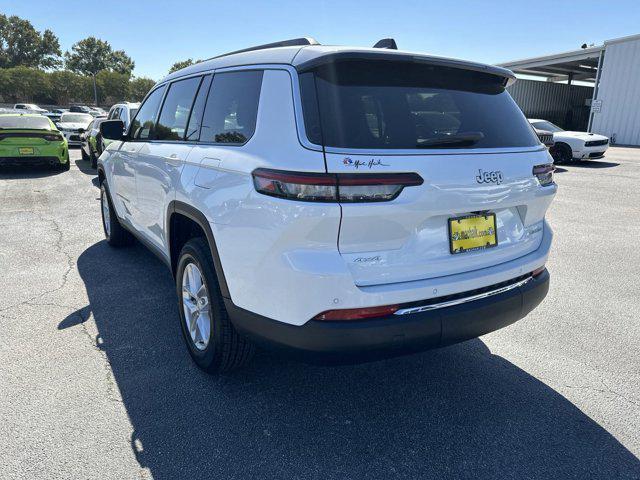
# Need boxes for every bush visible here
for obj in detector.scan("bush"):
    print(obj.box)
[0,66,156,106]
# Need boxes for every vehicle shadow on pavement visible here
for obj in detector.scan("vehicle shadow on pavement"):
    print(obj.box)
[74,159,96,175]
[60,241,640,480]
[0,165,65,179]
[570,160,620,169]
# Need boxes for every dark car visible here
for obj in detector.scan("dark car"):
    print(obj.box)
[80,118,107,168]
[69,105,93,114]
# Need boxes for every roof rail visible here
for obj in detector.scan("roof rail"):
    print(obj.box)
[208,37,320,60]
[372,38,398,50]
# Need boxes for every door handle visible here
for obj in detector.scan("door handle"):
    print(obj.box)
[164,153,182,166]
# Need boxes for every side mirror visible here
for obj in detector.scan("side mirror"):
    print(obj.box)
[100,120,126,141]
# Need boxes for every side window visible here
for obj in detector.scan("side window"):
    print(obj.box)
[184,75,212,141]
[156,76,201,141]
[130,86,166,140]
[200,70,263,144]
[108,108,118,120]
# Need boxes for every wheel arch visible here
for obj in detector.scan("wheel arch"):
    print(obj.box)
[97,165,106,185]
[550,141,573,162]
[166,201,231,299]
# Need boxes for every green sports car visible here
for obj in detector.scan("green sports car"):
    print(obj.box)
[0,114,70,170]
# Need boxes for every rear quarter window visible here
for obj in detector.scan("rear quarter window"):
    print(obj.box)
[199,70,263,145]
[300,60,539,150]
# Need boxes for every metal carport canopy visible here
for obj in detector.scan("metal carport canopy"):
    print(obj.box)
[497,45,604,83]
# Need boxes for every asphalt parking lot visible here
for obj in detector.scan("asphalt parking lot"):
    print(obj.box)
[1,148,639,480]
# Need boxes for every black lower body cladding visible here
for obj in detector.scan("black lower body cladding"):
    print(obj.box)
[226,269,550,364]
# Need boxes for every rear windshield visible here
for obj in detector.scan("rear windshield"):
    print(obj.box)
[300,60,539,150]
[0,115,51,130]
[61,113,92,123]
[531,120,563,133]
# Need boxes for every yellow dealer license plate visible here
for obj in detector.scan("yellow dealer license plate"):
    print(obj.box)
[19,147,34,155]
[448,213,497,254]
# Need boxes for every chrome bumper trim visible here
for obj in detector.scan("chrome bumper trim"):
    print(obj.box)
[394,276,533,315]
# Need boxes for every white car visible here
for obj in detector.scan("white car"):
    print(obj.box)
[529,119,609,163]
[57,113,93,146]
[97,38,556,372]
[13,103,48,114]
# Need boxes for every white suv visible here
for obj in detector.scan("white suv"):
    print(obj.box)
[98,38,556,372]
[107,102,140,130]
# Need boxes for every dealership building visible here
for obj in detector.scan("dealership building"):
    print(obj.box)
[499,33,640,146]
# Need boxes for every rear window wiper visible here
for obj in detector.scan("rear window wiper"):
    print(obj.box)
[416,132,485,148]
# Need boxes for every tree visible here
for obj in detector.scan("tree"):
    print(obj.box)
[49,70,84,105]
[65,37,135,104]
[0,66,50,103]
[0,14,62,69]
[111,50,135,75]
[129,77,156,102]
[96,70,130,105]
[169,58,202,74]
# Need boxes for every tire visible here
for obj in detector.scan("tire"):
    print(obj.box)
[57,159,70,171]
[550,143,573,164]
[90,148,97,169]
[176,237,254,373]
[100,181,134,247]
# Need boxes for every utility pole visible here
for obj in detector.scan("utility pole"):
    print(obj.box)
[93,75,98,106]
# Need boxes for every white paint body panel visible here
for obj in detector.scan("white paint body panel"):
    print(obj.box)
[325,150,555,286]
[101,64,556,326]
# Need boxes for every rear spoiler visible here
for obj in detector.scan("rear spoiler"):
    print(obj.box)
[295,51,516,87]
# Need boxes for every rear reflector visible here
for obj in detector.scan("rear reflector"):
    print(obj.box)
[532,266,546,277]
[314,304,400,321]
[252,168,423,203]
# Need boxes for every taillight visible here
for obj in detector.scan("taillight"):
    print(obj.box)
[252,168,423,203]
[533,164,554,186]
[314,304,400,321]
[44,134,63,142]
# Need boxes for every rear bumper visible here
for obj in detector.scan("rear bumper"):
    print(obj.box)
[0,156,64,167]
[227,269,550,363]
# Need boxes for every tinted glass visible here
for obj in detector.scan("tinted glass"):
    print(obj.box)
[301,60,539,149]
[60,113,92,124]
[531,121,563,133]
[200,70,263,144]
[184,75,212,141]
[156,77,201,141]
[299,72,323,144]
[0,116,51,130]
[131,86,166,140]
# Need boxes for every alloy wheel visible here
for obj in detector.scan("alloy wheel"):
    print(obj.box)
[101,188,111,238]
[181,262,212,351]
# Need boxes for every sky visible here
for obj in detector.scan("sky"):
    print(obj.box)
[3,0,640,80]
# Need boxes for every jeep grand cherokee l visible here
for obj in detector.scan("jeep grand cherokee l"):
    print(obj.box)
[97,38,556,372]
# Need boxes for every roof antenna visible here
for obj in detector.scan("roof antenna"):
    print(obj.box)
[373,38,398,50]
